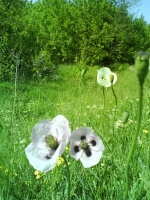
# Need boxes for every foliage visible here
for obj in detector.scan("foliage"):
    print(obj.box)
[0,0,150,80]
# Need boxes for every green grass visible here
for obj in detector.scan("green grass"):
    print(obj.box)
[0,64,150,200]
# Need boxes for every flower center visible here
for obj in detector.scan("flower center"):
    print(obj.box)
[80,141,88,149]
[80,135,88,149]
[45,135,58,149]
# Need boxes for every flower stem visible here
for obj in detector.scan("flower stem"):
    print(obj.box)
[62,155,70,200]
[111,85,117,113]
[102,87,105,108]
[124,83,143,199]
[111,85,118,136]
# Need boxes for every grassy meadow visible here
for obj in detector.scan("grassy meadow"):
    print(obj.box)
[0,65,150,200]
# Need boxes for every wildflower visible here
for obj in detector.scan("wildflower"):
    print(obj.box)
[36,174,41,179]
[65,146,69,152]
[115,120,123,129]
[86,106,91,109]
[69,127,104,168]
[97,67,117,87]
[34,170,41,176]
[57,157,64,166]
[143,129,148,134]
[25,115,71,172]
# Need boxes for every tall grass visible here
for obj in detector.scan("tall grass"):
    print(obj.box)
[0,65,150,199]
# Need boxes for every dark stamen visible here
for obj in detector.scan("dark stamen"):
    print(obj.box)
[81,135,86,140]
[90,140,96,146]
[85,147,92,157]
[74,146,80,153]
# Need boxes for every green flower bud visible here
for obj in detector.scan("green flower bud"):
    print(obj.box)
[135,52,149,84]
[121,112,130,124]
[80,141,88,149]
[45,135,58,149]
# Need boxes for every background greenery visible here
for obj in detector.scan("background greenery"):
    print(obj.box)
[0,65,150,199]
[0,0,150,81]
[0,0,150,199]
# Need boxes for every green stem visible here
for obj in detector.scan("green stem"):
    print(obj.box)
[124,83,143,199]
[102,87,105,108]
[111,85,118,136]
[111,85,117,113]
[62,155,70,200]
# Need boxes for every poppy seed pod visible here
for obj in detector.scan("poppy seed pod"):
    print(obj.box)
[135,52,149,84]
[121,111,130,124]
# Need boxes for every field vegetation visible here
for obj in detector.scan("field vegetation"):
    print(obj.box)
[0,64,150,199]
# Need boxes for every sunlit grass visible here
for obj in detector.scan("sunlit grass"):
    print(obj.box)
[0,64,150,199]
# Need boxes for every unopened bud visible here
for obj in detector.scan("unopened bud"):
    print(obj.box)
[135,52,149,84]
[121,112,130,124]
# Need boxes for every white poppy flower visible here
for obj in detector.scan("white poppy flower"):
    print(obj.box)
[25,115,71,172]
[97,67,117,87]
[69,127,104,168]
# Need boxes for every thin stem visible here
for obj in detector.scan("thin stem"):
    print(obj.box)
[62,155,70,200]
[111,85,117,114]
[102,87,105,108]
[124,83,143,199]
[111,85,118,137]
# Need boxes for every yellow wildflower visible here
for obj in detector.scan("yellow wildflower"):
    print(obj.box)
[34,170,41,175]
[57,157,64,166]
[36,174,41,179]
[143,129,148,134]
[65,146,69,152]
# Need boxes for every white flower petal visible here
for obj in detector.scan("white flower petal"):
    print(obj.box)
[69,127,104,168]
[70,127,94,141]
[69,140,83,160]
[25,115,71,172]
[87,133,104,152]
[25,143,56,172]
[31,120,52,146]
[97,67,117,87]
[70,148,83,160]
[98,67,111,75]
[111,72,117,85]
[80,150,103,168]
[51,115,71,143]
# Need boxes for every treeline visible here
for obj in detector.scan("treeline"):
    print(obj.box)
[0,0,150,80]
